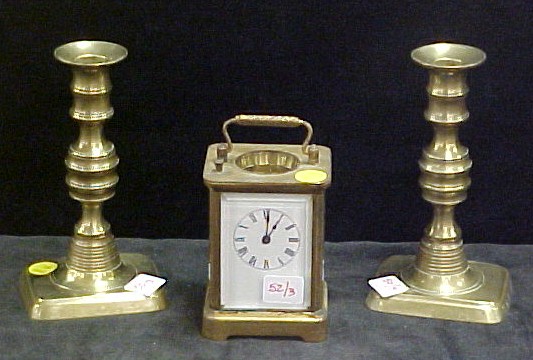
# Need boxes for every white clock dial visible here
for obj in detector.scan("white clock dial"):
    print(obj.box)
[233,209,301,271]
[220,192,312,310]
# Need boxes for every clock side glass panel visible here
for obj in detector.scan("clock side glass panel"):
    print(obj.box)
[220,193,312,310]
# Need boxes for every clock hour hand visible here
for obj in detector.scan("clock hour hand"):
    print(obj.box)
[268,214,284,236]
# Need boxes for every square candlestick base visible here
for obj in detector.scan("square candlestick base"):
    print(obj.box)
[202,283,328,342]
[366,255,510,324]
[19,253,167,320]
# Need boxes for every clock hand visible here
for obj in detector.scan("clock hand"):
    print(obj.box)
[262,209,271,244]
[263,209,270,235]
[268,214,284,236]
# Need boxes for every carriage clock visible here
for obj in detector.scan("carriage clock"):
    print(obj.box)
[201,115,331,342]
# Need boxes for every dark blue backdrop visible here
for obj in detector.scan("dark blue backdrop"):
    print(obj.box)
[0,1,531,243]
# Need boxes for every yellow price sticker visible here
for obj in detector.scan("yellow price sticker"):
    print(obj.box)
[294,169,328,184]
[28,261,58,276]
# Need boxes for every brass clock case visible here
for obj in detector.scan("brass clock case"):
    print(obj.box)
[202,115,331,342]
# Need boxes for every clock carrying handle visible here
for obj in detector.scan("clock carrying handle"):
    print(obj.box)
[222,114,314,154]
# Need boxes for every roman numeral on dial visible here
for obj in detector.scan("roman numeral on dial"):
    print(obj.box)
[237,247,248,257]
[284,248,296,257]
[248,256,257,266]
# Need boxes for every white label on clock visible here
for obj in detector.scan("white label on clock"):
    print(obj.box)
[263,275,304,305]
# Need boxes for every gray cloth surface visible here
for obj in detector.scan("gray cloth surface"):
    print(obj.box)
[1,236,531,360]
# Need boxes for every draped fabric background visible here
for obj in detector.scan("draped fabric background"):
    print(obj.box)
[0,1,531,243]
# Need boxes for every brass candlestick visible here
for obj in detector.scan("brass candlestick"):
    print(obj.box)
[366,43,510,323]
[20,40,166,320]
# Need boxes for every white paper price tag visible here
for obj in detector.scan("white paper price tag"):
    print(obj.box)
[263,275,304,304]
[124,274,167,297]
[368,275,409,298]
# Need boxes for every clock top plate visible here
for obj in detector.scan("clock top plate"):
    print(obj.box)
[203,143,331,190]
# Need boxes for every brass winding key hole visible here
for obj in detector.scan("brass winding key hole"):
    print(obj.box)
[236,150,299,174]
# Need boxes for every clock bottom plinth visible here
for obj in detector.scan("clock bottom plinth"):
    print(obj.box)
[201,283,328,342]
[19,253,167,320]
[365,255,510,324]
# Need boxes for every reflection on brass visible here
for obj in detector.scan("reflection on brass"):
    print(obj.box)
[19,41,166,320]
[202,115,331,341]
[366,43,510,323]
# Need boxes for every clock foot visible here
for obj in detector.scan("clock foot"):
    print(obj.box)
[365,255,510,324]
[202,283,328,342]
[19,253,167,320]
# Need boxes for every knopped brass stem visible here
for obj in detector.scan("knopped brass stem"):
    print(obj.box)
[62,51,122,274]
[52,41,135,291]
[401,46,485,295]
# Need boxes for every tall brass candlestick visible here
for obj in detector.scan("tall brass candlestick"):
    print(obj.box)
[366,43,510,323]
[20,40,166,320]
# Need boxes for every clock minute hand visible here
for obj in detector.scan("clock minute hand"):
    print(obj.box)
[263,209,270,236]
[262,209,271,244]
